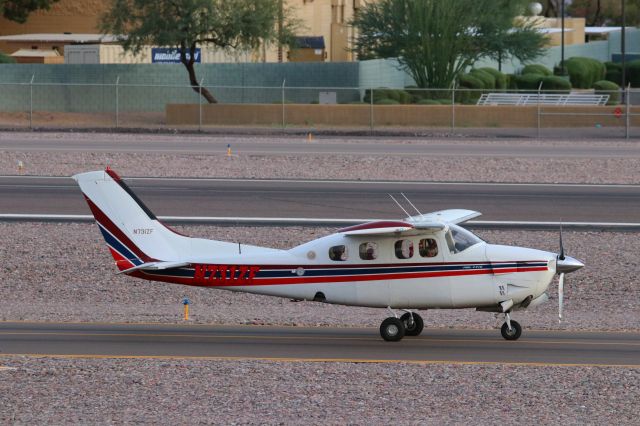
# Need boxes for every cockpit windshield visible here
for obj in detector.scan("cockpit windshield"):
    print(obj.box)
[445,224,483,254]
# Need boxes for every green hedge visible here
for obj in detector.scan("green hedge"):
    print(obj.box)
[0,52,16,63]
[564,57,606,89]
[416,99,441,105]
[458,73,484,104]
[541,75,571,92]
[593,80,621,105]
[470,69,496,90]
[478,68,507,90]
[626,60,640,87]
[513,73,544,90]
[522,64,553,76]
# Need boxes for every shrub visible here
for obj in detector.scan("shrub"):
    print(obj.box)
[541,75,571,92]
[564,57,606,89]
[0,52,15,63]
[522,64,553,76]
[478,67,507,90]
[364,88,391,103]
[626,60,640,87]
[470,69,496,90]
[374,98,400,105]
[513,73,544,91]
[457,73,484,103]
[593,80,621,105]
[506,74,518,90]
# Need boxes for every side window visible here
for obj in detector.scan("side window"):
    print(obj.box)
[329,245,348,261]
[394,239,414,259]
[419,238,438,258]
[359,242,378,260]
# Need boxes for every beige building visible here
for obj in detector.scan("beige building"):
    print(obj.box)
[0,0,367,63]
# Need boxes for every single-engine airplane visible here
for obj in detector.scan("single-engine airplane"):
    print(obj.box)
[74,168,584,342]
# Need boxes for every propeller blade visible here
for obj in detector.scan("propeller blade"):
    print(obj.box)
[558,273,565,322]
[559,222,565,260]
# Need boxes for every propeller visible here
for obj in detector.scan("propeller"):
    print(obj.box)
[555,222,585,322]
[558,222,564,322]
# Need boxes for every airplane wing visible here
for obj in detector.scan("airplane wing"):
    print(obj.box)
[339,220,444,237]
[339,210,480,237]
[406,209,481,226]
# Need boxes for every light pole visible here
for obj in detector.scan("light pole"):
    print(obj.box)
[621,0,626,89]
[560,0,565,75]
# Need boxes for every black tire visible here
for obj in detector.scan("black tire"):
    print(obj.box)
[380,317,405,342]
[400,312,424,336]
[501,320,522,341]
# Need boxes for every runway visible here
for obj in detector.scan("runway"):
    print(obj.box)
[1,135,639,158]
[0,175,639,223]
[0,322,638,367]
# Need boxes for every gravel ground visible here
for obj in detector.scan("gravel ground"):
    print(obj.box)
[1,132,640,184]
[1,356,638,424]
[1,223,637,331]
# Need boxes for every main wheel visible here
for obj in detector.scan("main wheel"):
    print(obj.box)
[380,317,405,342]
[500,320,522,341]
[400,312,424,336]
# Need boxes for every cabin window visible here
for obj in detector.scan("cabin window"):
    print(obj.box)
[394,239,414,259]
[419,238,438,257]
[359,242,378,260]
[447,224,482,254]
[329,245,348,261]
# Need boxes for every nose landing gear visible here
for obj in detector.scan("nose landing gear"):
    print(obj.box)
[380,309,424,342]
[500,312,522,340]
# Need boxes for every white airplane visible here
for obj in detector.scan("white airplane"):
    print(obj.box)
[74,168,584,342]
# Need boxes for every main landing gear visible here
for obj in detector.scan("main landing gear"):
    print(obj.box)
[500,312,522,341]
[379,309,424,342]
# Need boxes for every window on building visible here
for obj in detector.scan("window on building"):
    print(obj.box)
[419,238,438,258]
[329,245,348,261]
[359,242,378,260]
[394,239,414,259]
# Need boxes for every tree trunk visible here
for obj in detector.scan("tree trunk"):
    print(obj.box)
[180,41,217,104]
[183,60,217,103]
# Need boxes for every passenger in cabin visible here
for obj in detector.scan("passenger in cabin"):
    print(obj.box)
[419,238,438,257]
[395,240,413,259]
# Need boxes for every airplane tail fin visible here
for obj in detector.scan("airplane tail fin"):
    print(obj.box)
[73,168,190,271]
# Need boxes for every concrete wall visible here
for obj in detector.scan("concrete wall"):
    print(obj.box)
[167,103,639,128]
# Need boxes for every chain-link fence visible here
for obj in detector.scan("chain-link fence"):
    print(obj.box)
[1,79,639,138]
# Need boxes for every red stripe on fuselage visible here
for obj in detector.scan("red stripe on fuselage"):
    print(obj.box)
[83,194,156,262]
[134,265,549,287]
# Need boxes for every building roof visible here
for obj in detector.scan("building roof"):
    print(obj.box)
[10,48,61,57]
[585,27,622,34]
[0,33,121,43]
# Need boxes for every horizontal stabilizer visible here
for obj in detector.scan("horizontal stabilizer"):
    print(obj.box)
[117,261,190,275]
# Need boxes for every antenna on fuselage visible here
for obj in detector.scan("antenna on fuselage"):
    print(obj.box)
[388,194,411,217]
[401,193,423,217]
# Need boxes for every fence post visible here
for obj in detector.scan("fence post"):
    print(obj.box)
[370,87,374,134]
[451,82,456,130]
[537,81,543,139]
[198,78,204,131]
[115,76,120,129]
[29,74,35,129]
[626,83,630,140]
[281,79,286,132]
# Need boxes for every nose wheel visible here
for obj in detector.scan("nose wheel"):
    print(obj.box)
[500,312,522,340]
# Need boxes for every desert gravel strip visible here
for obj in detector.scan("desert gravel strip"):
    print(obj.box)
[1,133,639,184]
[1,222,637,331]
[0,356,638,424]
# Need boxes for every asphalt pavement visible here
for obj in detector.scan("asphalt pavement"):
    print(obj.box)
[0,176,638,223]
[0,322,637,367]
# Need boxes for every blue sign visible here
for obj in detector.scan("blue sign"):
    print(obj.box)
[152,48,201,63]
